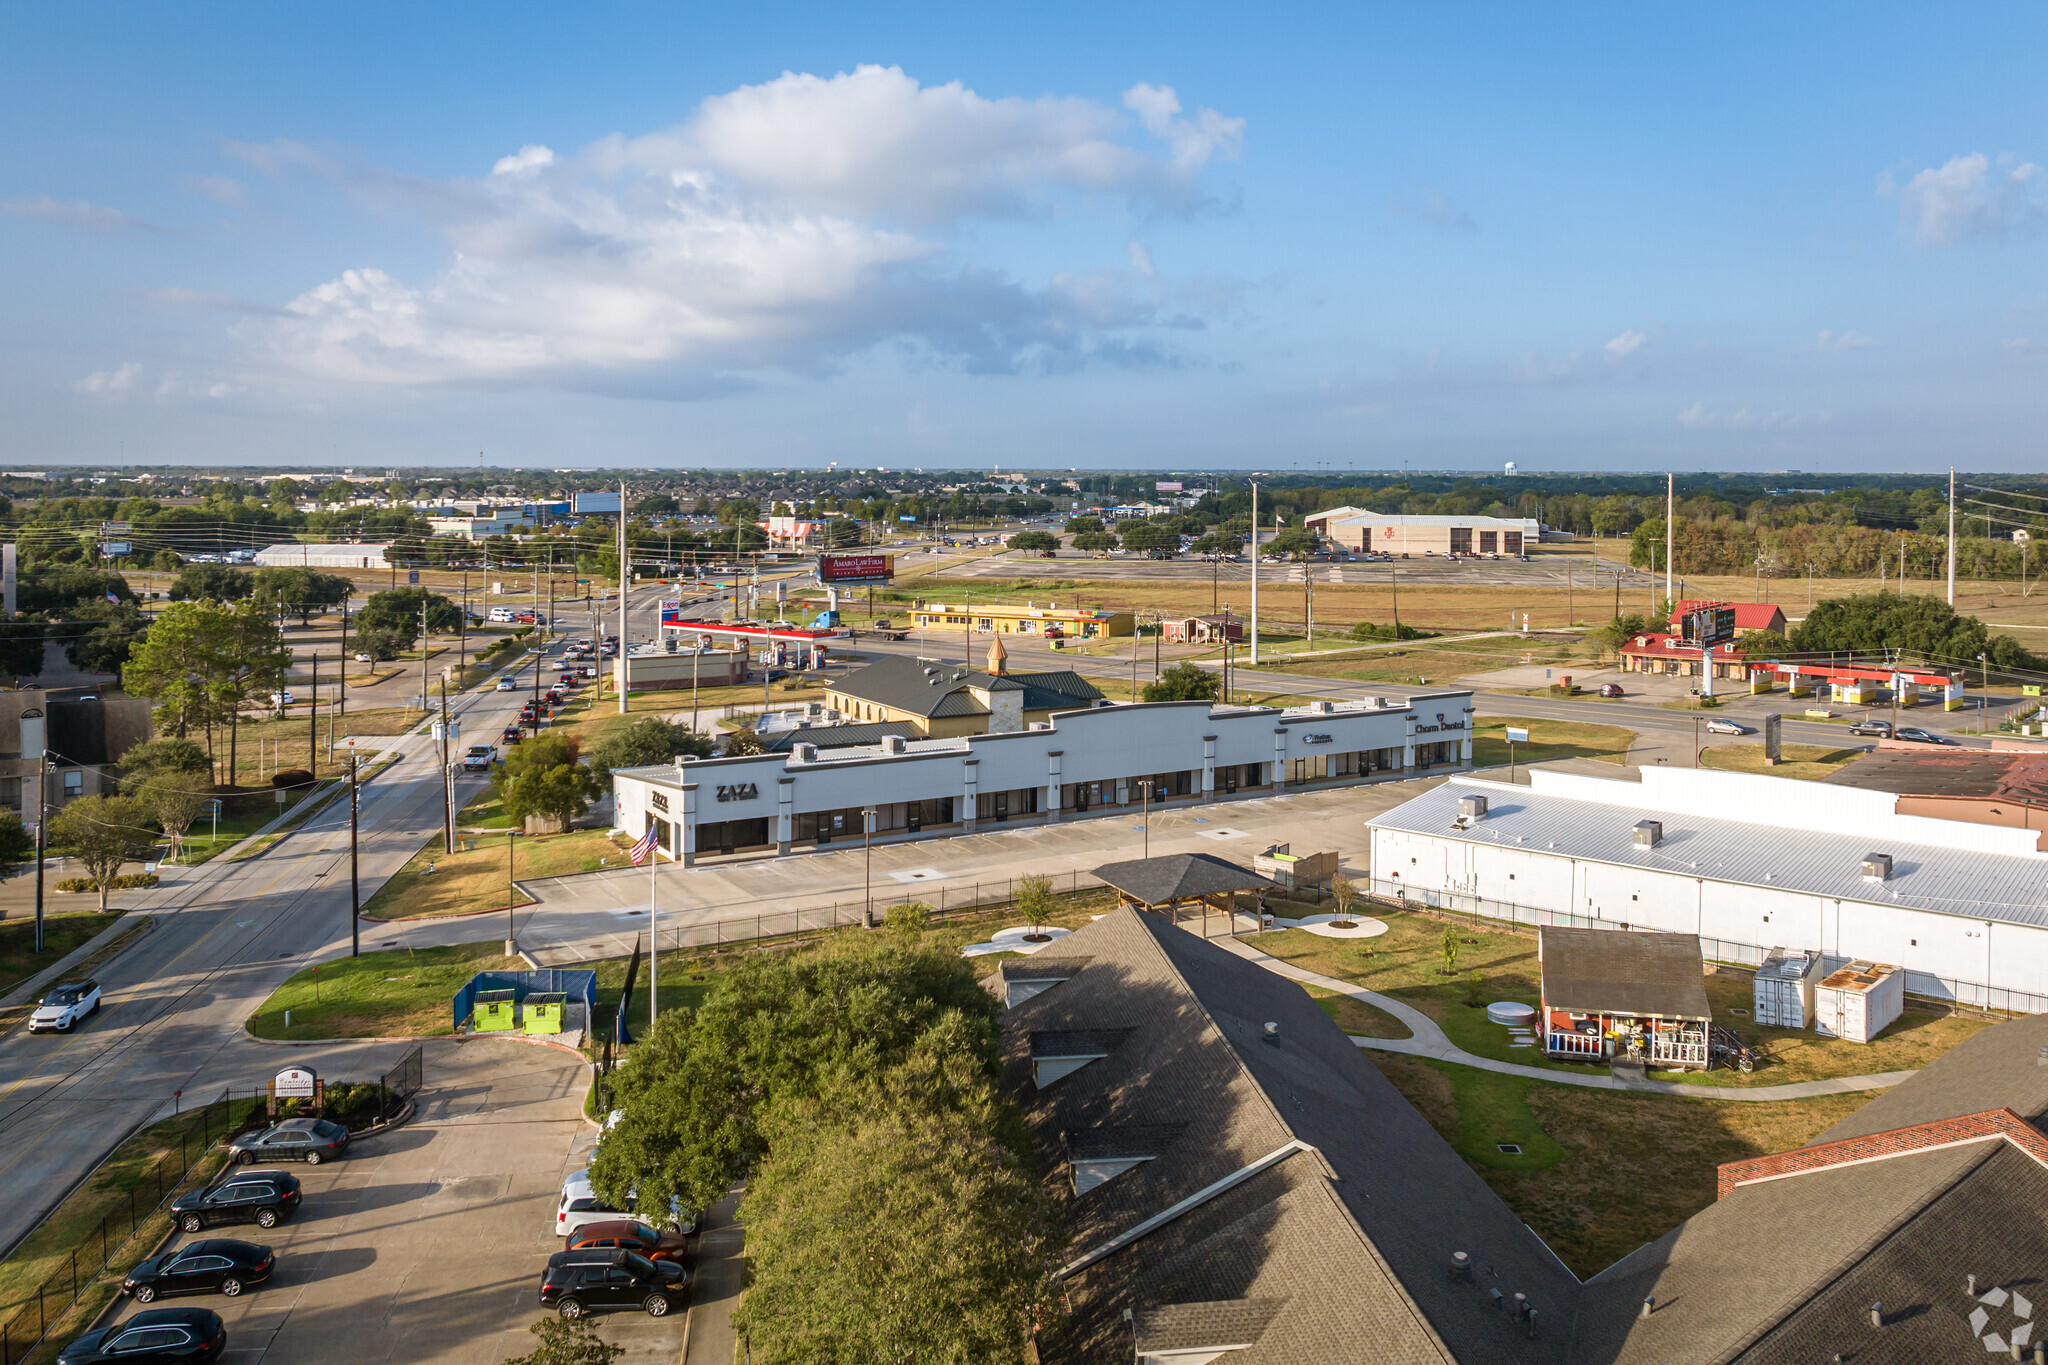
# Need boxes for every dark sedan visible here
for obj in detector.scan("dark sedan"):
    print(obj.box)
[1894,727,1958,745]
[124,1241,273,1303]
[57,1308,225,1364]
[229,1117,348,1166]
[538,1248,684,1319]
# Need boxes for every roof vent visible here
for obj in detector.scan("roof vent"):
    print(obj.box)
[881,735,909,755]
[1633,819,1663,848]
[1262,1021,1279,1043]
[1862,852,1892,882]
[1449,1251,1473,1282]
[1030,720,1052,731]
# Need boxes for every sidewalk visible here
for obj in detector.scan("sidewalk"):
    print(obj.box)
[1218,938,1919,1101]
[683,1190,745,1365]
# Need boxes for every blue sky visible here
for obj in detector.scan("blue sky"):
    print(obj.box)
[3,3,2045,472]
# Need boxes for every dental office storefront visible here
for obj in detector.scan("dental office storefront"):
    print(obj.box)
[612,692,1474,864]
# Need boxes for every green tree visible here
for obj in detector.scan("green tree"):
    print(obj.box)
[1070,530,1119,553]
[1015,872,1056,934]
[631,494,681,518]
[121,600,238,766]
[0,810,31,861]
[491,732,603,832]
[1588,613,1663,653]
[723,727,763,757]
[821,518,867,548]
[1119,522,1181,556]
[169,564,253,602]
[585,717,714,781]
[212,599,293,786]
[1791,593,1990,666]
[152,548,183,572]
[250,567,353,626]
[498,1318,624,1365]
[0,621,45,686]
[1142,661,1221,704]
[141,769,214,864]
[1190,531,1243,557]
[48,794,154,912]
[356,588,462,648]
[61,601,149,676]
[1062,515,1104,534]
[883,900,931,941]
[1005,531,1060,556]
[1440,923,1460,976]
[119,737,214,796]
[1263,526,1319,560]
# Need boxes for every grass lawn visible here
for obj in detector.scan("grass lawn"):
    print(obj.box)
[0,1095,266,1358]
[1470,715,1636,769]
[0,913,118,999]
[1701,742,1863,782]
[1252,910,1989,1086]
[1249,634,1592,687]
[246,941,524,1039]
[1368,1051,1871,1277]
[361,825,630,920]
[1304,985,1411,1038]
[172,808,274,867]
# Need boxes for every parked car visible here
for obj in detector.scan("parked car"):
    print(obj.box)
[124,1241,273,1303]
[1849,719,1894,738]
[56,1308,226,1364]
[1704,719,1750,736]
[538,1248,684,1320]
[558,1183,632,1241]
[228,1118,348,1166]
[267,690,294,708]
[354,651,377,663]
[566,1218,691,1267]
[1895,727,1958,746]
[170,1170,302,1232]
[30,979,100,1034]
[463,743,496,771]
[1597,682,1625,698]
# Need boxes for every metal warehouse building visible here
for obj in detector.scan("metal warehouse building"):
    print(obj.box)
[614,690,1474,861]
[1367,766,2048,1014]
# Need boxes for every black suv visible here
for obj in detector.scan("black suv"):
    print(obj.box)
[538,1248,686,1320]
[229,1118,348,1166]
[57,1308,226,1363]
[170,1170,302,1233]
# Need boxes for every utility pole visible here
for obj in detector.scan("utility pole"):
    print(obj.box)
[418,599,429,713]
[1948,465,1957,606]
[439,674,453,854]
[30,745,47,954]
[617,480,629,715]
[1665,472,1674,610]
[309,654,318,776]
[349,750,360,957]
[1249,481,1260,664]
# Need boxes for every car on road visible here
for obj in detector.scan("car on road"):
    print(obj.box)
[171,1170,302,1232]
[1597,683,1625,698]
[553,659,575,672]
[495,675,520,691]
[1849,719,1894,738]
[267,690,294,708]
[56,1308,226,1364]
[567,1218,691,1266]
[463,743,496,771]
[1704,719,1750,735]
[501,727,524,745]
[228,1118,348,1166]
[539,1248,685,1320]
[30,980,100,1034]
[123,1240,273,1303]
[1895,727,1958,745]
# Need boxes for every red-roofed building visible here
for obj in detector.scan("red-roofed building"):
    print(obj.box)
[1617,632,1756,680]
[1669,599,1787,637]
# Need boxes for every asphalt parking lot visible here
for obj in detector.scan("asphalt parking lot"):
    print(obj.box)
[93,1037,686,1365]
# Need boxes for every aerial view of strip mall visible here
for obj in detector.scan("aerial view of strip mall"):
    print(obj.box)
[2,5,2044,1362]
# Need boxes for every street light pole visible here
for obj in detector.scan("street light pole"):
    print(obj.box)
[349,750,360,957]
[863,806,877,927]
[506,831,518,955]
[28,732,47,954]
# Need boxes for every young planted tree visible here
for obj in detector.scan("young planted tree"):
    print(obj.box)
[142,770,215,864]
[1015,872,1056,938]
[1143,661,1222,704]
[1439,923,1461,977]
[1330,871,1357,928]
[498,1318,623,1365]
[48,794,153,912]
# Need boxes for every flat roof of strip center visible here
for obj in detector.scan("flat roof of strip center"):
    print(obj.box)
[1368,766,2048,930]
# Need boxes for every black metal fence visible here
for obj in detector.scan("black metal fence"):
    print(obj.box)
[380,1045,423,1124]
[0,1090,249,1365]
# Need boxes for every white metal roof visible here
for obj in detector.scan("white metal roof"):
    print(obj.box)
[1369,775,2048,930]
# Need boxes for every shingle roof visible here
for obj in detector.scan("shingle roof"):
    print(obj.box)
[755,720,921,753]
[827,654,1103,720]
[1065,1124,1187,1161]
[1000,957,1091,984]
[1812,1009,2048,1142]
[1538,927,1711,1020]
[1091,853,1279,906]
[1132,1298,1288,1352]
[1824,748,2048,804]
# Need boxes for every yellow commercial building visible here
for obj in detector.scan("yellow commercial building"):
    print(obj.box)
[909,600,1133,640]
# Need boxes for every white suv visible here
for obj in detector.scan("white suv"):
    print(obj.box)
[30,979,100,1033]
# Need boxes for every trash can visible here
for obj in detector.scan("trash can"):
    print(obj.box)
[473,989,517,1032]
[523,992,565,1035]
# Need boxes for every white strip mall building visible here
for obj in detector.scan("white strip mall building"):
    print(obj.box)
[1367,766,2048,1013]
[611,691,1475,862]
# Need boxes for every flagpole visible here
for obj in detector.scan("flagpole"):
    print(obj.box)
[648,842,658,1033]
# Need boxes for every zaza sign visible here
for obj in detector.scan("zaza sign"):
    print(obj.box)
[274,1066,318,1099]
[715,783,759,803]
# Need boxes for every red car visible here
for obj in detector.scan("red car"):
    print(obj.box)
[565,1218,691,1266]
[1598,683,1625,698]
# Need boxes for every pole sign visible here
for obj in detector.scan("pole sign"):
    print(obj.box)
[1764,713,1782,765]
[408,569,421,585]
[816,552,894,585]
[1505,726,1530,743]
[1680,603,1738,648]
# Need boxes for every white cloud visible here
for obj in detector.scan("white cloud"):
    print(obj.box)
[1387,187,1474,231]
[1882,152,2046,246]
[2005,337,2048,360]
[240,66,1243,391]
[180,175,248,208]
[73,362,143,394]
[1678,402,1831,431]
[1127,239,1155,278]
[1815,329,1873,351]
[1,195,147,231]
[1604,329,1648,360]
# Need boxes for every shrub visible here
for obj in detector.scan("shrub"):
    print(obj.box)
[56,873,159,893]
[272,767,316,790]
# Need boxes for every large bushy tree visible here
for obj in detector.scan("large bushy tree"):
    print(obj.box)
[585,717,714,781]
[491,732,603,831]
[1791,593,1990,666]
[1143,661,1221,703]
[250,567,353,625]
[168,564,252,603]
[355,588,462,647]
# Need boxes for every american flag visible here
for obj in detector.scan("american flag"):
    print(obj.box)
[627,826,658,865]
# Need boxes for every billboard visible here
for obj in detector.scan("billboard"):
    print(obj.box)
[573,491,623,515]
[1155,481,1183,493]
[817,551,895,585]
[1680,604,1737,648]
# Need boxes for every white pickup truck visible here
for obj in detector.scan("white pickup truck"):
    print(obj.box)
[462,744,497,771]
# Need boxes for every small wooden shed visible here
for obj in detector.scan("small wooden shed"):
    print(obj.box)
[1091,853,1279,938]
[1538,927,1714,1069]
[1252,844,1338,893]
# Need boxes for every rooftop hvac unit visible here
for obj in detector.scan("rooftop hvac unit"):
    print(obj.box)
[1311,699,1335,714]
[1753,948,1822,1029]
[881,735,909,755]
[791,743,817,764]
[1633,820,1663,848]
[1861,852,1893,882]
[1458,795,1488,821]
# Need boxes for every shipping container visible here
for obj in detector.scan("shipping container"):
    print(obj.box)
[1753,948,1823,1029]
[1813,960,1904,1043]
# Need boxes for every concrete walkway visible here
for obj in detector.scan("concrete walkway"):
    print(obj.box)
[1219,937,1920,1101]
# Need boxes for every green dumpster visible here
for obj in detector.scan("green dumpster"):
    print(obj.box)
[474,989,518,1032]
[523,992,565,1035]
